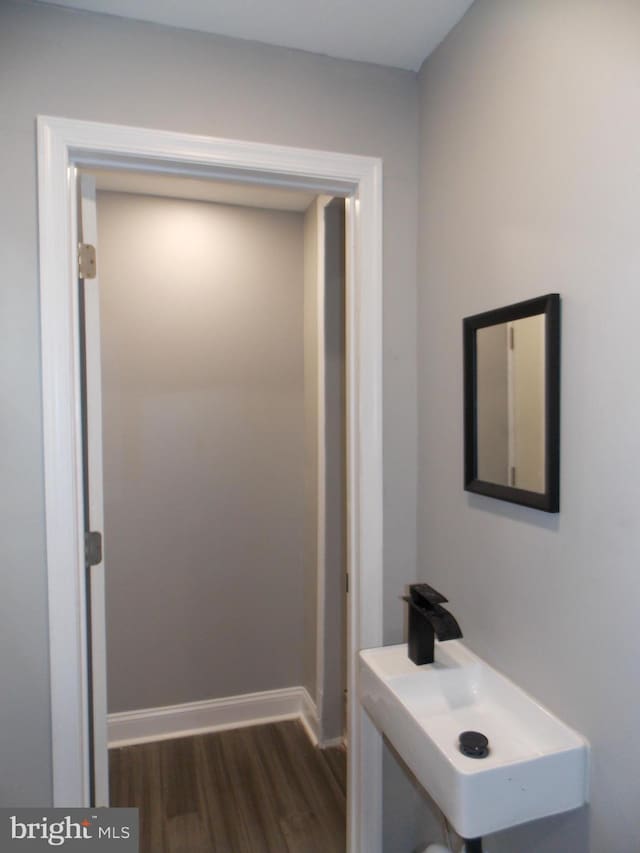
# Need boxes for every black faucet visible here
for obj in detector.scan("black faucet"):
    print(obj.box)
[402,583,463,665]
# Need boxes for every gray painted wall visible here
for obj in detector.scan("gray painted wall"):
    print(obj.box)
[321,198,347,741]
[0,0,418,805]
[417,1,640,850]
[302,199,320,700]
[302,195,346,741]
[97,191,306,712]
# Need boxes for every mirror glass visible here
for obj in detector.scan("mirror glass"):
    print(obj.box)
[463,294,560,513]
[476,314,546,492]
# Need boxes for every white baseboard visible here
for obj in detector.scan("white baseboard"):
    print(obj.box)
[108,686,319,748]
[320,735,346,749]
[299,686,320,745]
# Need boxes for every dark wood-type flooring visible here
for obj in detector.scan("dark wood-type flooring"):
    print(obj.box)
[109,720,346,853]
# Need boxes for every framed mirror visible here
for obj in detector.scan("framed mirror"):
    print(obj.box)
[463,294,560,512]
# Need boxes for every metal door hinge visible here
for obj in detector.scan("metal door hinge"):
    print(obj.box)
[509,326,515,350]
[346,573,349,594]
[78,243,97,279]
[85,531,103,566]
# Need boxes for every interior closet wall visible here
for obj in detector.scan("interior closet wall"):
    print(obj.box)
[302,199,320,701]
[321,198,347,741]
[97,191,306,713]
[302,197,347,741]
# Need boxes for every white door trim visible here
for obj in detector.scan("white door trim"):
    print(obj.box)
[37,115,383,853]
[77,174,109,807]
[316,195,328,736]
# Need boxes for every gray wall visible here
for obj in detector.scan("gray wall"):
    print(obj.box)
[417,1,640,850]
[322,198,347,741]
[97,191,306,712]
[304,195,346,742]
[302,195,346,741]
[302,199,320,700]
[0,0,418,805]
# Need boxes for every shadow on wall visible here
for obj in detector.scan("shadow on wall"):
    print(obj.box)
[488,807,589,853]
[467,494,560,533]
[383,737,448,852]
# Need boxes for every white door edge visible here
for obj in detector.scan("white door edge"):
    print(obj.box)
[78,173,109,807]
[37,115,383,853]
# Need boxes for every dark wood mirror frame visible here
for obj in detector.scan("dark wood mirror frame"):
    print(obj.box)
[463,293,560,513]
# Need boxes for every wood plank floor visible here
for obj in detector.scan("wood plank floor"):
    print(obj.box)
[109,720,346,853]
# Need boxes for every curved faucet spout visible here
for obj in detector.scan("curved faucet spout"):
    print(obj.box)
[427,603,463,642]
[403,583,463,665]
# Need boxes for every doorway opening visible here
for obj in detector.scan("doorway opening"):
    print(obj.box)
[38,116,383,853]
[79,166,349,848]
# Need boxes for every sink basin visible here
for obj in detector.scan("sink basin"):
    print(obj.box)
[359,642,589,839]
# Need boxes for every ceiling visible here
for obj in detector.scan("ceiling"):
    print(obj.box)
[37,0,474,71]
[87,168,318,211]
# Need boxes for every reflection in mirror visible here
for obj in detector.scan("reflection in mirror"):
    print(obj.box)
[463,293,560,513]
[476,315,546,492]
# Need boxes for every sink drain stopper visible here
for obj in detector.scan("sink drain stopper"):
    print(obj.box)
[459,730,489,758]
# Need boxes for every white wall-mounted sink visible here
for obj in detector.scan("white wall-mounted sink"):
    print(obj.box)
[359,642,589,839]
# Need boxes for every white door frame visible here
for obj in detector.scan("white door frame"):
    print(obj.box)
[309,193,332,744]
[37,115,384,853]
[77,173,109,806]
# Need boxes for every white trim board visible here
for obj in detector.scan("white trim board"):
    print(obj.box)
[38,115,383,853]
[108,687,320,749]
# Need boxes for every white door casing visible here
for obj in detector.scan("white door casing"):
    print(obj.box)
[38,116,383,852]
